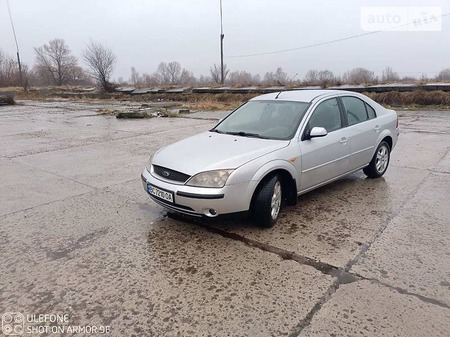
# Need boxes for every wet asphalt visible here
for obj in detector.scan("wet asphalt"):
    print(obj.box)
[0,100,449,336]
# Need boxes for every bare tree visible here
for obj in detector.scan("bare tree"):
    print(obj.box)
[32,63,89,86]
[0,50,18,86]
[264,67,288,85]
[166,62,181,84]
[142,73,160,86]
[198,74,213,85]
[34,39,78,86]
[228,70,256,86]
[83,40,117,92]
[303,69,319,85]
[381,66,400,83]
[317,70,336,88]
[156,62,170,84]
[0,49,30,89]
[252,74,261,83]
[210,64,229,84]
[437,68,450,81]
[180,69,196,85]
[304,69,336,87]
[400,75,418,83]
[155,61,183,84]
[130,66,144,87]
[343,67,376,85]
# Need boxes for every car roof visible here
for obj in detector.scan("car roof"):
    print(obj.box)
[251,89,351,103]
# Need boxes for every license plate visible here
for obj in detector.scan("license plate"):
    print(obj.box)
[147,184,174,203]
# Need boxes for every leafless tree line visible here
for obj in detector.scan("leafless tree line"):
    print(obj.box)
[123,63,450,88]
[0,50,21,87]
[1,37,450,90]
[0,39,116,91]
[125,64,290,87]
[127,61,196,87]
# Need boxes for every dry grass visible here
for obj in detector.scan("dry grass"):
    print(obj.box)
[185,93,257,111]
[190,100,234,111]
[127,92,257,111]
[3,86,450,110]
[366,90,450,108]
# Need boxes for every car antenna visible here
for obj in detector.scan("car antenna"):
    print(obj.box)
[275,91,282,99]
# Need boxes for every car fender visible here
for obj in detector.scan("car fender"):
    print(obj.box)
[237,160,299,206]
[374,128,393,155]
[251,159,298,182]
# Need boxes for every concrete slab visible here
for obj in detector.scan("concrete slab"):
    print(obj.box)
[390,131,450,170]
[0,122,133,158]
[353,173,450,306]
[0,191,333,337]
[212,166,427,268]
[1,101,450,336]
[107,178,156,205]
[103,116,215,135]
[13,124,217,189]
[300,280,450,337]
[433,148,450,173]
[0,158,93,216]
[0,105,215,158]
[399,111,450,135]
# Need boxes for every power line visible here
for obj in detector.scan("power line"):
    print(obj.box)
[228,12,450,59]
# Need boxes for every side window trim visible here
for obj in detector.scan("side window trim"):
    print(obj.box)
[337,97,348,127]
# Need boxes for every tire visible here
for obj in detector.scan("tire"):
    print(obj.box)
[363,141,390,178]
[252,175,282,228]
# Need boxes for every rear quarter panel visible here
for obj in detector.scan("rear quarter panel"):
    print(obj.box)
[375,108,398,152]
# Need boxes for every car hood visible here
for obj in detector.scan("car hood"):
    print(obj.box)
[152,131,290,175]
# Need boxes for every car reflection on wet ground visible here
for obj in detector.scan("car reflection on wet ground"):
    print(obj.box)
[1,101,449,336]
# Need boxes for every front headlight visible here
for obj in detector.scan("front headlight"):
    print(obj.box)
[186,170,233,188]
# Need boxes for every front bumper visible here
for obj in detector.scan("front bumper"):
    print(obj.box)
[141,168,257,217]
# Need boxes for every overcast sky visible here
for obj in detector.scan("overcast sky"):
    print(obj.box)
[1,0,449,81]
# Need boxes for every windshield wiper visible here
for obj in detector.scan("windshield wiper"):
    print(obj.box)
[225,131,266,138]
[211,129,267,139]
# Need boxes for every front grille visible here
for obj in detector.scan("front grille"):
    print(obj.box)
[150,197,201,217]
[153,165,191,183]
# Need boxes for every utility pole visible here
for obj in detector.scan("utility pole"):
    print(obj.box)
[7,0,23,88]
[220,0,224,84]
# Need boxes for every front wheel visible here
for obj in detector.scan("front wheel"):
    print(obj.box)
[363,141,390,178]
[252,175,282,228]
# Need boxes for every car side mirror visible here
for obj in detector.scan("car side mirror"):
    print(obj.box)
[308,127,328,139]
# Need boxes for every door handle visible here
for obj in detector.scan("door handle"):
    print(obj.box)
[374,125,381,132]
[340,137,348,144]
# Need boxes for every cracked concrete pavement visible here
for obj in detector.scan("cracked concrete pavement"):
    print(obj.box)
[0,101,449,336]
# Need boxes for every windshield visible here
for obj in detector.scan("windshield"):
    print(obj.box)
[212,100,310,140]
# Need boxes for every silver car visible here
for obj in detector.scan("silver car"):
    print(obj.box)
[141,90,399,227]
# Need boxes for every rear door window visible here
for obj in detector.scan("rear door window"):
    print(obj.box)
[341,96,369,126]
[366,103,377,119]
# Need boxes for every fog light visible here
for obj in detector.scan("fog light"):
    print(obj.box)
[202,208,218,217]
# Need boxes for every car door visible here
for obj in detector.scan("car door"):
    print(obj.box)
[340,96,378,170]
[298,97,351,192]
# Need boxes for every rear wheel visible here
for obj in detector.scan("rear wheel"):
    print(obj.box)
[252,175,282,228]
[363,141,390,178]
